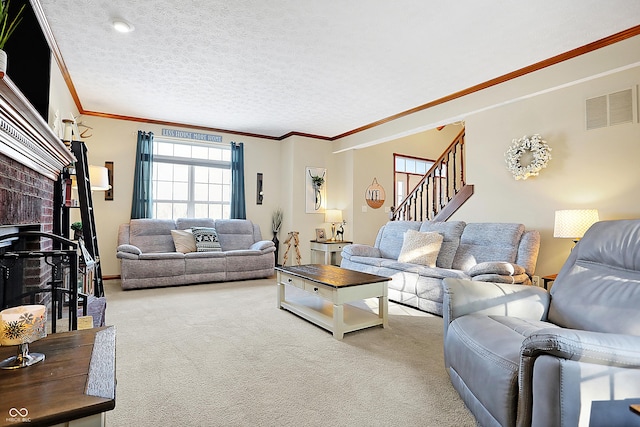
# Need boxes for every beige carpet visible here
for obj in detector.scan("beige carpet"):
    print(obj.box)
[103,277,475,426]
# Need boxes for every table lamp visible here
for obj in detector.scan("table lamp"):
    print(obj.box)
[325,210,343,241]
[0,305,47,369]
[553,209,600,244]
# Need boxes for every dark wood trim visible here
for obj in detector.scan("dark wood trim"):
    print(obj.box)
[30,2,640,142]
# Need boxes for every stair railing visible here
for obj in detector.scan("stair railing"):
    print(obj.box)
[392,128,472,222]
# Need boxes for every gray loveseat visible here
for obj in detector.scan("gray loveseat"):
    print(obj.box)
[443,219,640,427]
[117,218,275,290]
[340,221,540,315]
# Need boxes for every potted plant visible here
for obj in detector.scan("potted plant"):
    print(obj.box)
[0,0,26,78]
[71,221,83,240]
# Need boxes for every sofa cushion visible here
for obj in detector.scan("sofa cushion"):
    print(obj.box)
[176,217,215,230]
[548,220,640,334]
[397,229,443,267]
[171,229,196,253]
[191,227,222,252]
[451,223,524,272]
[214,219,256,251]
[129,219,177,253]
[375,221,421,260]
[419,221,466,268]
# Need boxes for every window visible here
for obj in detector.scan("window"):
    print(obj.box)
[152,139,231,219]
[393,154,435,206]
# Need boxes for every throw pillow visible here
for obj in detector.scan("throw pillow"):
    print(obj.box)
[191,227,222,252]
[397,229,444,267]
[171,229,196,253]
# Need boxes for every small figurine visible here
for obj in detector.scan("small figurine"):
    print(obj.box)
[336,224,344,241]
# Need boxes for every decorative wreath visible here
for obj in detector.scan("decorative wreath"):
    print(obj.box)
[504,134,551,180]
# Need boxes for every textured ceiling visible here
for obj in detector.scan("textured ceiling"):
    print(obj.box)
[37,0,640,139]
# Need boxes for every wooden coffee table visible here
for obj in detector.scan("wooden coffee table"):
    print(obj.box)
[276,264,389,339]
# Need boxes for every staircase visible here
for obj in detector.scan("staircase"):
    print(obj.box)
[392,128,473,222]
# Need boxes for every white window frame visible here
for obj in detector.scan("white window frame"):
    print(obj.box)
[151,138,231,220]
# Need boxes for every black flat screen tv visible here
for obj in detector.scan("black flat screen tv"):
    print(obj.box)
[3,0,51,121]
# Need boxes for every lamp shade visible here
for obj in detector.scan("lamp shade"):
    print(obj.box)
[89,165,111,191]
[0,305,47,346]
[325,209,343,224]
[553,209,599,239]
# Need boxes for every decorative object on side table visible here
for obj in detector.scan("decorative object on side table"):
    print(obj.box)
[0,305,47,369]
[324,209,343,240]
[315,228,327,242]
[271,208,283,266]
[505,134,551,180]
[0,0,26,79]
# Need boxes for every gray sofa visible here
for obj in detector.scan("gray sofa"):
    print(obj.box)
[117,218,275,290]
[443,219,640,427]
[340,221,540,316]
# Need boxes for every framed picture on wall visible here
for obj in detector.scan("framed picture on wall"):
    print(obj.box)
[315,228,327,242]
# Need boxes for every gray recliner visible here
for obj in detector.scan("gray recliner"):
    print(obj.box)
[442,219,640,427]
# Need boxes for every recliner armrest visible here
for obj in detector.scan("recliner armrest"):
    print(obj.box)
[522,328,640,366]
[442,278,549,337]
[250,240,276,253]
[518,328,640,427]
[117,244,142,256]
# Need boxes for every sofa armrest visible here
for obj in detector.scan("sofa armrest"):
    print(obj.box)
[442,278,549,337]
[467,261,525,277]
[250,240,275,253]
[341,244,381,260]
[468,262,530,285]
[116,244,142,259]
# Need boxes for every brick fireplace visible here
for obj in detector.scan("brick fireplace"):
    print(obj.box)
[0,76,74,308]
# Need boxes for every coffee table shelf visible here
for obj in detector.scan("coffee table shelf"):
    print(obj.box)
[276,264,389,340]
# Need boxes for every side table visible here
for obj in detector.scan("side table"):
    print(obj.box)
[310,240,352,266]
[541,274,557,290]
[0,326,116,427]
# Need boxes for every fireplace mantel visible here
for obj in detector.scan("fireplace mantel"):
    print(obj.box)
[0,76,74,180]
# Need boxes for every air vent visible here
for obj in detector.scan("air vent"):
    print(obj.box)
[586,87,636,130]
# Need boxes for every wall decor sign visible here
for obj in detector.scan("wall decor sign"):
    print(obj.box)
[365,178,385,209]
[305,167,326,213]
[161,128,223,143]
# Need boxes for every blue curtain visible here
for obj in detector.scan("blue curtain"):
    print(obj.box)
[230,141,246,219]
[131,131,154,219]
